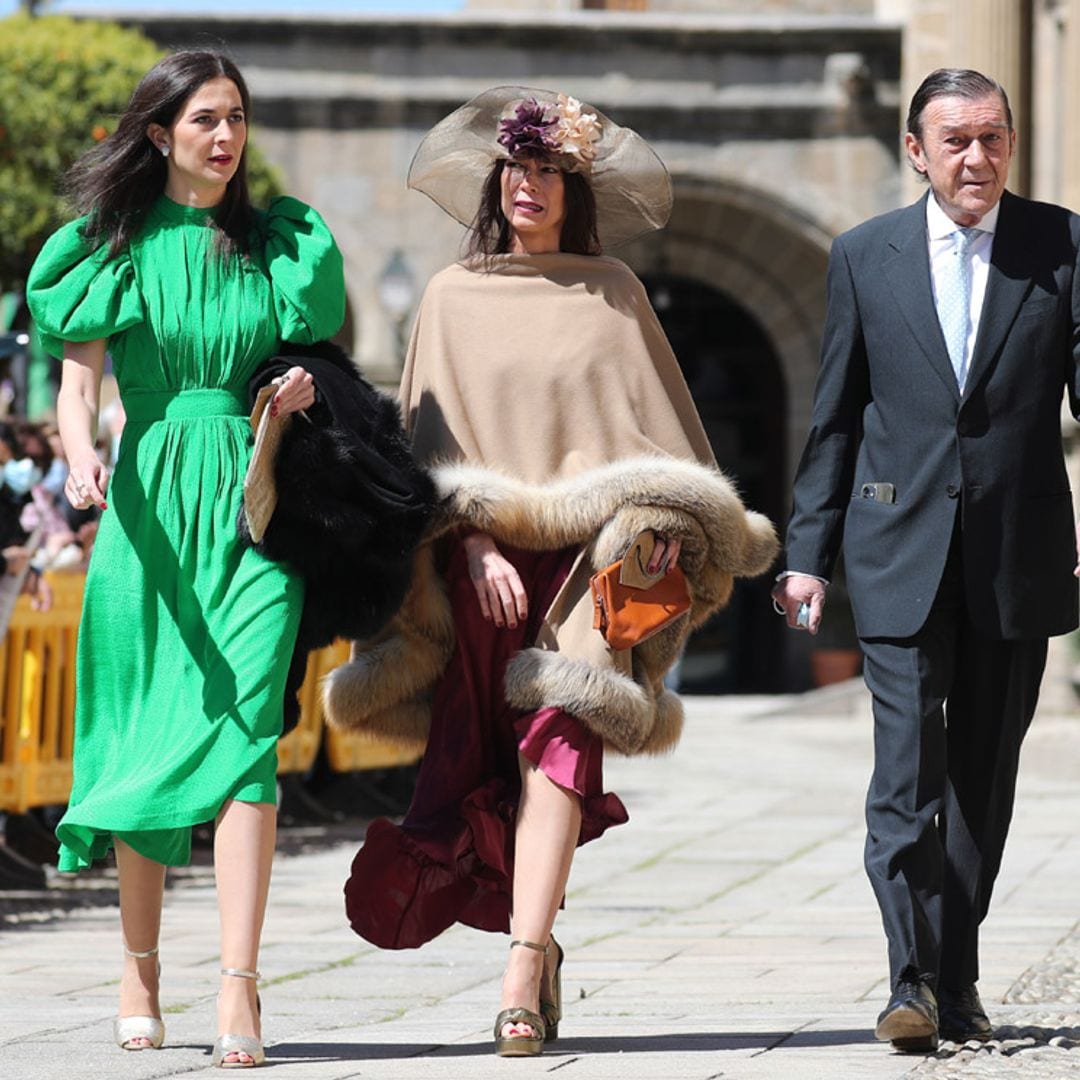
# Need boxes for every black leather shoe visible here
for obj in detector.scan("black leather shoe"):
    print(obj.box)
[938,984,992,1043]
[875,978,939,1052]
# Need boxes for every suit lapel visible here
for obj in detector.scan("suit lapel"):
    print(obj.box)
[964,190,1033,399]
[882,194,960,401]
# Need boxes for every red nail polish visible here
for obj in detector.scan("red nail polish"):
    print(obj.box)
[100,502,107,510]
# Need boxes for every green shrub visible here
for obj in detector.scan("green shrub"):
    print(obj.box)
[0,13,283,290]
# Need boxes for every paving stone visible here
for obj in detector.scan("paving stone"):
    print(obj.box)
[5,687,1080,1079]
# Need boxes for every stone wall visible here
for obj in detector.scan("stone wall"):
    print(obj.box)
[112,11,901,478]
[466,1,876,12]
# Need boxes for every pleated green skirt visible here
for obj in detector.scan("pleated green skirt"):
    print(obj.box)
[55,388,302,870]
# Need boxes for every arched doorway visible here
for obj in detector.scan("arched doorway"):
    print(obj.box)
[640,273,786,693]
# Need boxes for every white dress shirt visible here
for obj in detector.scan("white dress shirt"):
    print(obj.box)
[926,193,1000,384]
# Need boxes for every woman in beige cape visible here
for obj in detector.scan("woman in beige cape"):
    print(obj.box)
[326,87,778,1056]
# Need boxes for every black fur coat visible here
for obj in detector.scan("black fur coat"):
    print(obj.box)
[238,340,436,734]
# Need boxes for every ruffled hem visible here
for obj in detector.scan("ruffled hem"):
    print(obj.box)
[344,538,628,950]
[346,713,627,949]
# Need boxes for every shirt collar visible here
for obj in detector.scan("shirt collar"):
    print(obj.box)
[926,191,1001,240]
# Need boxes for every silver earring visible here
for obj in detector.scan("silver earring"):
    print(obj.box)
[160,145,170,158]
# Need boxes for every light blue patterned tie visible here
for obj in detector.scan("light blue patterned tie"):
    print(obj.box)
[937,227,979,391]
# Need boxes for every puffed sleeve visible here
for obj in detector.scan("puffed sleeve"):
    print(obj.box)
[265,196,345,344]
[26,217,144,358]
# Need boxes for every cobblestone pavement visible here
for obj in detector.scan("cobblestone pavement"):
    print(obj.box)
[906,928,1080,1079]
[3,682,1080,1080]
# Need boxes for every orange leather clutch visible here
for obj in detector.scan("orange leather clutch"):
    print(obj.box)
[589,534,691,651]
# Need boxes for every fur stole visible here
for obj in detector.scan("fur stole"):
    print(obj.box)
[324,457,778,755]
[239,341,436,733]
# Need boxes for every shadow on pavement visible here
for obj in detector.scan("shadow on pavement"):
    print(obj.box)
[270,1028,876,1061]
[0,820,368,929]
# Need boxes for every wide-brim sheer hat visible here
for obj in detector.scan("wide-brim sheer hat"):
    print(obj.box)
[407,85,673,249]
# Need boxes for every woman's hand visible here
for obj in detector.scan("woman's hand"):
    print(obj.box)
[647,532,682,575]
[0,551,51,610]
[65,453,109,511]
[58,343,107,511]
[270,366,315,418]
[462,531,528,629]
[2,545,31,578]
[25,570,52,613]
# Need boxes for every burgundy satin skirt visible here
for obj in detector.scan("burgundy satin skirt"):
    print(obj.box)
[344,536,628,949]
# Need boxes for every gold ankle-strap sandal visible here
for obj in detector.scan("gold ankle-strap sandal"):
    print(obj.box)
[494,939,549,1057]
[212,967,265,1069]
[114,945,165,1051]
[540,936,564,1042]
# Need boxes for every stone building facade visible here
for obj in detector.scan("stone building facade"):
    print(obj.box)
[111,2,1080,692]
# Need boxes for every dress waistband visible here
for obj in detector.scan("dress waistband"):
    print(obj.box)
[123,388,248,423]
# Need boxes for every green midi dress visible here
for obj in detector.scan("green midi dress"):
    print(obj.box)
[27,195,345,871]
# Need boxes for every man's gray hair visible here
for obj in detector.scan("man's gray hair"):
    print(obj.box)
[906,69,1013,141]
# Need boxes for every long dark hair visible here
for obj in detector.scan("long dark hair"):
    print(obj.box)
[64,50,255,259]
[467,154,600,258]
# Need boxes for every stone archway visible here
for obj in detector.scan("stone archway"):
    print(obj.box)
[620,179,835,691]
[622,177,832,490]
[640,273,787,692]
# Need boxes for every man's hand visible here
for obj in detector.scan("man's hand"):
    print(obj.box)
[771,573,827,635]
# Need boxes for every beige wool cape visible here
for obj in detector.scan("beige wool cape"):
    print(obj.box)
[324,253,778,755]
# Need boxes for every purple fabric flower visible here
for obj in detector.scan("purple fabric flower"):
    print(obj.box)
[497,99,558,157]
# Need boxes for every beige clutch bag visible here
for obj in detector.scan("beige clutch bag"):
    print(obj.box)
[243,384,293,543]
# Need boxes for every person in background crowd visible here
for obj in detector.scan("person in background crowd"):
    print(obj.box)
[18,419,88,571]
[0,420,49,608]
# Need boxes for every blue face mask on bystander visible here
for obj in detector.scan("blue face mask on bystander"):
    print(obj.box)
[41,457,67,497]
[3,456,43,497]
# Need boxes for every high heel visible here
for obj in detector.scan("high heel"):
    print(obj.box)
[494,939,548,1057]
[114,945,165,1051]
[213,967,265,1068]
[540,936,564,1042]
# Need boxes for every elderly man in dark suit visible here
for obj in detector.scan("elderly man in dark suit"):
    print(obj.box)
[773,68,1080,1052]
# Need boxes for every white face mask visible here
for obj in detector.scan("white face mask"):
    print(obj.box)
[3,457,43,497]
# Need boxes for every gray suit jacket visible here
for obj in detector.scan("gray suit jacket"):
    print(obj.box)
[785,190,1080,640]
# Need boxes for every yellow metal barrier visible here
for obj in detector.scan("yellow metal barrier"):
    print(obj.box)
[278,639,423,774]
[0,573,82,814]
[320,641,422,772]
[275,645,327,775]
[1,573,420,813]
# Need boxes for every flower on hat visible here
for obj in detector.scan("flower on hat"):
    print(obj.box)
[550,94,601,165]
[497,99,558,158]
[497,94,602,170]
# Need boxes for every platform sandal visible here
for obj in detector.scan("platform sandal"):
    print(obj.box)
[540,936,564,1042]
[212,967,265,1068]
[114,945,165,1051]
[494,939,549,1057]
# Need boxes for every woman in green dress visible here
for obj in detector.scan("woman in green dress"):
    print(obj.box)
[27,51,344,1067]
